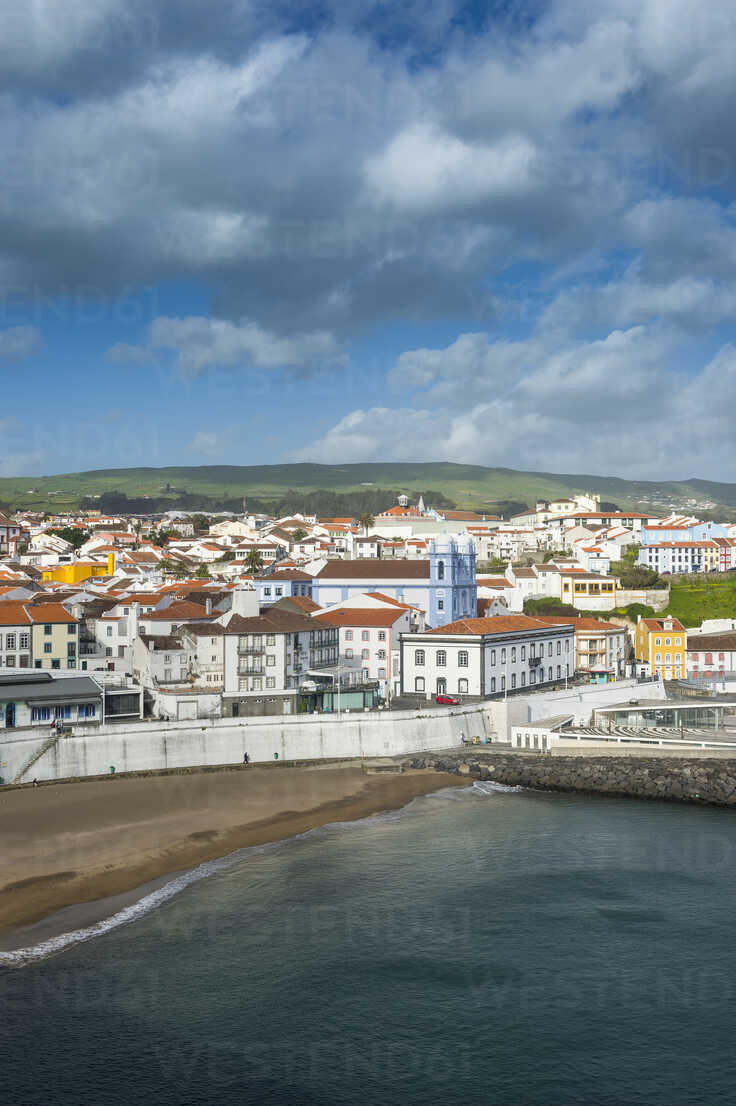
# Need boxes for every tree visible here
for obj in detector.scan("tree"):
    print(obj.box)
[195,564,211,578]
[291,528,308,542]
[49,526,90,550]
[245,550,264,574]
[359,512,375,534]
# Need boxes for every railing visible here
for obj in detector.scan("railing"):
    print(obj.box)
[238,665,265,676]
[529,655,542,666]
[238,645,265,654]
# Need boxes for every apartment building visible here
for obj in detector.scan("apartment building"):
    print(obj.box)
[0,601,80,670]
[312,606,411,699]
[635,616,686,679]
[222,608,339,717]
[637,541,719,575]
[401,615,575,701]
[535,616,627,681]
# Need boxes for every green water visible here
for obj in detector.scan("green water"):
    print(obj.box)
[2,783,735,1105]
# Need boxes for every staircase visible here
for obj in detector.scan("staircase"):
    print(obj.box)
[12,730,63,784]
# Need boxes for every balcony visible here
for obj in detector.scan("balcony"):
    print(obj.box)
[238,664,265,676]
[529,654,542,667]
[238,644,264,654]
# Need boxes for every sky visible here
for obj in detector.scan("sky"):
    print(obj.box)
[2,0,736,481]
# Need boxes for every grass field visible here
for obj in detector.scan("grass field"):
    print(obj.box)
[2,461,736,515]
[663,575,736,628]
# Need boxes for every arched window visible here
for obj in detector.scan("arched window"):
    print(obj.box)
[458,650,469,667]
[415,676,425,692]
[548,667,553,682]
[705,653,713,665]
[415,649,425,665]
[437,560,445,580]
[436,650,447,666]
[458,678,468,694]
[511,647,516,662]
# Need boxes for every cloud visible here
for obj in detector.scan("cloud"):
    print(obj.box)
[298,325,736,478]
[106,341,155,365]
[148,315,344,377]
[0,326,42,362]
[189,430,227,457]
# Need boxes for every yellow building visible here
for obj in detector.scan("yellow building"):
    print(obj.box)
[41,554,115,585]
[26,603,81,670]
[559,570,617,609]
[635,616,686,680]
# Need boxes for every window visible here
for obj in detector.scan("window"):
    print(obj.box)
[378,631,386,641]
[44,642,52,654]
[377,649,386,660]
[378,668,386,679]
[557,665,561,678]
[252,678,263,690]
[415,677,425,692]
[5,633,16,649]
[655,637,661,646]
[264,587,271,597]
[501,676,506,691]
[67,642,76,657]
[6,655,15,667]
[501,648,506,664]
[438,599,444,611]
[521,671,526,686]
[565,639,570,652]
[458,678,468,694]
[490,650,496,665]
[361,630,370,641]
[530,670,536,685]
[345,648,353,658]
[266,677,276,688]
[458,650,469,667]
[267,635,275,646]
[548,667,553,681]
[361,649,369,660]
[437,560,445,580]
[106,626,113,637]
[68,623,76,635]
[491,677,496,693]
[44,624,52,635]
[511,647,516,662]
[556,641,561,655]
[415,649,425,665]
[511,673,516,689]
[267,655,275,666]
[436,650,447,666]
[521,646,526,661]
[51,659,60,670]
[705,653,713,665]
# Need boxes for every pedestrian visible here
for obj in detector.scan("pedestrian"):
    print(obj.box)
[243,751,250,765]
[32,778,38,788]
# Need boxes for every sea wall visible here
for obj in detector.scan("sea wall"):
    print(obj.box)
[1,702,509,784]
[409,753,736,807]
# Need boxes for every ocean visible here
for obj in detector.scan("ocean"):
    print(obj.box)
[2,782,736,1105]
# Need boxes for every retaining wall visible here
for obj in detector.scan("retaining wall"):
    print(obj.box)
[1,703,506,784]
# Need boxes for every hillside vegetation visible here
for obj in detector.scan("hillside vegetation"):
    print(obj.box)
[3,461,736,515]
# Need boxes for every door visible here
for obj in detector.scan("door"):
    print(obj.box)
[436,678,447,695]
[5,702,15,728]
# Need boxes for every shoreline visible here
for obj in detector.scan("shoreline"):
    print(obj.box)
[0,764,467,951]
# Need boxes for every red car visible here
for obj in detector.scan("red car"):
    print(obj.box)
[435,694,460,705]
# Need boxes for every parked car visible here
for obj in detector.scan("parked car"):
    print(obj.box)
[435,694,460,705]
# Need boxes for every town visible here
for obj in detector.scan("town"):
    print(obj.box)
[1,485,735,778]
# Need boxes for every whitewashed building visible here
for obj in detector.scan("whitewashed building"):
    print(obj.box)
[401,615,575,701]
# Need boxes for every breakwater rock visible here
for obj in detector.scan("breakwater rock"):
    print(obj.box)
[408,754,736,807]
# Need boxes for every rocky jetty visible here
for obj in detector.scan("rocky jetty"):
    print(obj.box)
[408,754,736,808]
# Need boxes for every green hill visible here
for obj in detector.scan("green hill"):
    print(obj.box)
[1,462,736,517]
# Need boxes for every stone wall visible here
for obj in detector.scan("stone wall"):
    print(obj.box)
[616,587,670,611]
[409,752,736,807]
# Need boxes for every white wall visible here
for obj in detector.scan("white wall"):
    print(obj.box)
[1,701,522,784]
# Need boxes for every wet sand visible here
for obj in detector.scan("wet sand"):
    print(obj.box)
[0,764,465,947]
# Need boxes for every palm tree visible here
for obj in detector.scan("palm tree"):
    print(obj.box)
[359,512,375,535]
[245,549,264,574]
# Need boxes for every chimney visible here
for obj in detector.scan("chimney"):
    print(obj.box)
[205,597,213,616]
[231,584,258,619]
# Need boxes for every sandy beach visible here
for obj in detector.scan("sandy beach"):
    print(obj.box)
[0,763,464,947]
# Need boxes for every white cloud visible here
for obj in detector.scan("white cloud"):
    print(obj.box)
[298,326,736,478]
[106,341,155,365]
[364,125,537,213]
[189,430,226,457]
[0,325,42,362]
[148,315,344,377]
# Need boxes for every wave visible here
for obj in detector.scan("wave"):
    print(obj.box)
[0,777,525,969]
